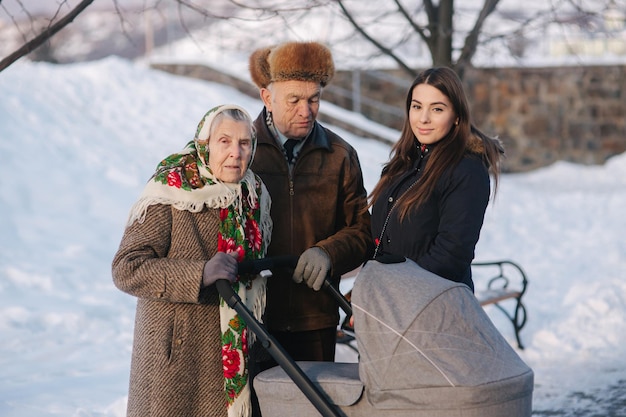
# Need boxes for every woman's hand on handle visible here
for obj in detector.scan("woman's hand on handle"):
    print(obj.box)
[202,252,239,287]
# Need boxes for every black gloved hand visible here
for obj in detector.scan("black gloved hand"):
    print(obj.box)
[292,247,331,291]
[202,252,239,287]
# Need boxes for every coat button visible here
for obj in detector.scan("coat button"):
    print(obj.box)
[388,196,393,203]
[175,338,183,346]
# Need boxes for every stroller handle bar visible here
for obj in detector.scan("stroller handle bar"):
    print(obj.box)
[323,280,352,317]
[215,277,342,417]
[237,256,352,317]
[238,255,299,275]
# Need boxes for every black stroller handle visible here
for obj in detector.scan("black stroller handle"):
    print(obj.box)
[237,255,299,274]
[238,256,353,317]
[323,280,352,317]
[215,278,342,417]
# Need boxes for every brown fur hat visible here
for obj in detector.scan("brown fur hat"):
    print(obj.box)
[249,41,335,89]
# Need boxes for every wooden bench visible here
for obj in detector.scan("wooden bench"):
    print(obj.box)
[473,260,529,349]
[337,259,529,351]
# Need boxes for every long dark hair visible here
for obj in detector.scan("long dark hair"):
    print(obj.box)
[368,67,503,220]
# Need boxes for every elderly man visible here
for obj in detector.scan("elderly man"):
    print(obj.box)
[248,41,372,365]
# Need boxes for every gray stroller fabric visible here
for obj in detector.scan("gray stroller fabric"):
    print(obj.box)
[254,258,533,417]
[352,258,534,412]
[255,361,362,405]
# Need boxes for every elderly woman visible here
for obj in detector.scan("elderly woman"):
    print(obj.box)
[112,104,272,417]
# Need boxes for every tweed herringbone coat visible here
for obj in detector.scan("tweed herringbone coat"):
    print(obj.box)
[112,203,228,417]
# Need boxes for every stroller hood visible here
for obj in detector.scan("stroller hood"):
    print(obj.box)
[352,258,534,411]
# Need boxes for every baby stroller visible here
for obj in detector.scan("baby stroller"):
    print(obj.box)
[220,256,534,417]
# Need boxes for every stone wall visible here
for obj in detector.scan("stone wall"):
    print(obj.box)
[328,66,626,172]
[465,66,626,172]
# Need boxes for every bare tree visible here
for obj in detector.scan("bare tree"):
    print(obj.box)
[296,0,623,78]
[0,0,240,71]
[1,0,623,77]
[0,0,95,71]
[192,0,623,79]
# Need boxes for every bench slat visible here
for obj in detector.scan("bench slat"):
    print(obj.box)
[477,289,522,306]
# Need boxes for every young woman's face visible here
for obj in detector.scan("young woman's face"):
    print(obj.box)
[409,83,458,145]
[208,118,253,183]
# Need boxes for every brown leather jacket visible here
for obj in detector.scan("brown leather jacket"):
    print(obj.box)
[251,110,372,331]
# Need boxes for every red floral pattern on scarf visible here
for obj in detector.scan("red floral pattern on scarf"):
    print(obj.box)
[244,220,262,252]
[166,171,182,188]
[222,343,241,379]
[218,183,265,406]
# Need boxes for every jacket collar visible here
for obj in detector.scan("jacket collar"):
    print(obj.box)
[258,108,332,152]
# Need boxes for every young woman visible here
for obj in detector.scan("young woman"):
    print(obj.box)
[369,67,503,292]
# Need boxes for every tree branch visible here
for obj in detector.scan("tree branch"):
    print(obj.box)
[423,0,436,23]
[0,0,94,72]
[456,0,500,75]
[392,0,429,44]
[336,0,417,76]
[423,0,437,53]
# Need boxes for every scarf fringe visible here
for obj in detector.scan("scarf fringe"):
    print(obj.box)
[222,274,266,417]
[228,384,252,417]
[258,184,273,251]
[126,197,210,226]
[247,274,267,346]
[126,170,264,227]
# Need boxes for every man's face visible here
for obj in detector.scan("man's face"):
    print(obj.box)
[261,80,321,139]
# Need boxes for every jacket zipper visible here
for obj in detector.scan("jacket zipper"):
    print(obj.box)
[374,148,428,258]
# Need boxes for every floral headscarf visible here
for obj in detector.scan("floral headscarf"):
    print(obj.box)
[127,104,272,417]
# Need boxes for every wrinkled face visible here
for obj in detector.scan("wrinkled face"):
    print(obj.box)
[409,83,458,145]
[261,80,321,139]
[208,118,253,183]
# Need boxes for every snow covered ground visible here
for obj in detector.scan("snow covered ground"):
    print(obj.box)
[1,58,625,416]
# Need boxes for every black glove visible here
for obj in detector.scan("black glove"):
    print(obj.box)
[293,247,331,291]
[202,252,238,287]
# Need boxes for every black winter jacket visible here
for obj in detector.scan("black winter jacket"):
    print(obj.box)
[371,142,490,291]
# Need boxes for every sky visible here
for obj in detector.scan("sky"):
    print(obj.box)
[1,57,625,416]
